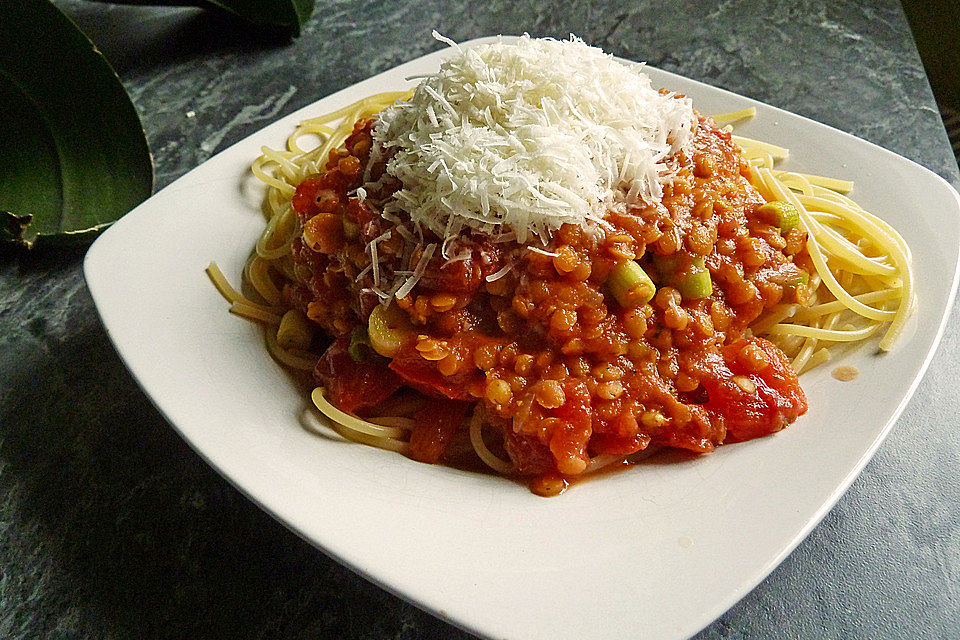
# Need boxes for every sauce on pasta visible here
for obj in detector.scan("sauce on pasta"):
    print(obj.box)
[208,36,913,495]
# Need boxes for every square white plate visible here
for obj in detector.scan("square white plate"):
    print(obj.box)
[85,37,960,640]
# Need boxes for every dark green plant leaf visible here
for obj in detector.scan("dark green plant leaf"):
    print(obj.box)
[86,0,316,37]
[206,0,314,36]
[0,0,153,248]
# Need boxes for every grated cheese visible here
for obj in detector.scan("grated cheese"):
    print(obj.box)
[527,246,560,257]
[355,262,372,282]
[372,33,696,244]
[395,243,437,299]
[485,261,515,283]
[367,229,392,291]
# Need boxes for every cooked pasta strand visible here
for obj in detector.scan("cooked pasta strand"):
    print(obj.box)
[312,387,410,439]
[468,411,514,474]
[709,107,757,124]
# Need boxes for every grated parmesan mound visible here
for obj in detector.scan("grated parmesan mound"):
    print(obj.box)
[371,33,697,244]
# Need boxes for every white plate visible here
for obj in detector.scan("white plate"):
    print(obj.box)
[85,37,960,640]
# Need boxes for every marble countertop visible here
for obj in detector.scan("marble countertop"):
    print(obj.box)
[2,1,958,638]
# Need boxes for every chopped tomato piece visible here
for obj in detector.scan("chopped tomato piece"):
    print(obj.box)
[435,256,482,294]
[550,380,592,429]
[589,431,650,456]
[291,176,324,218]
[656,430,716,453]
[699,337,807,441]
[347,196,375,226]
[388,344,474,401]
[504,430,554,476]
[591,411,643,455]
[545,380,593,475]
[314,336,401,414]
[408,400,471,464]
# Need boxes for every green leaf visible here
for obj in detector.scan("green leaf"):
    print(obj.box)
[86,0,316,37]
[206,0,315,36]
[0,0,153,248]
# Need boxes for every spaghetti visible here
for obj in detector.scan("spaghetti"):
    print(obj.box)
[209,37,913,495]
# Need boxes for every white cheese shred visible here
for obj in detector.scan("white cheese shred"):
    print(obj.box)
[485,261,515,283]
[527,246,560,257]
[395,243,437,300]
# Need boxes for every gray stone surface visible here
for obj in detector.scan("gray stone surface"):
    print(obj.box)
[1,1,957,638]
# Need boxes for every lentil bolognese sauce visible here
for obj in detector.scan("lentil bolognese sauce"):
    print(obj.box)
[208,35,913,495]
